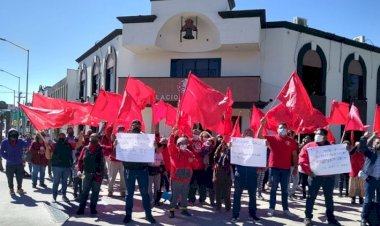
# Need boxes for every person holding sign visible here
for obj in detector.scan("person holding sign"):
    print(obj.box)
[231,129,261,223]
[258,119,298,218]
[299,128,341,226]
[122,120,156,224]
[168,129,198,219]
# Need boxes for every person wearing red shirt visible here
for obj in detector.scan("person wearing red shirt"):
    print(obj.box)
[160,138,171,192]
[299,128,341,226]
[29,133,49,188]
[258,118,298,218]
[168,129,198,218]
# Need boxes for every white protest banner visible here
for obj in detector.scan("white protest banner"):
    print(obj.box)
[231,137,267,167]
[308,144,351,176]
[116,133,155,163]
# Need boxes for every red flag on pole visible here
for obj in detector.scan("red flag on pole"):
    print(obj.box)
[179,72,229,131]
[345,104,369,131]
[250,106,266,137]
[165,104,177,127]
[266,103,297,132]
[374,105,380,133]
[277,71,314,117]
[126,76,156,109]
[231,113,242,138]
[296,108,328,134]
[152,100,177,126]
[327,100,350,125]
[90,89,122,123]
[20,105,74,130]
[118,86,145,131]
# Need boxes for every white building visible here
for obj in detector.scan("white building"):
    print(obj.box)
[75,0,380,138]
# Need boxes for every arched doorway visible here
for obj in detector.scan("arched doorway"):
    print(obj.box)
[342,53,367,122]
[104,46,117,92]
[297,43,327,113]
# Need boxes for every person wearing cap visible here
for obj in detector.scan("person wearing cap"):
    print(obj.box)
[122,120,156,224]
[299,128,341,226]
[168,129,198,218]
[107,126,126,197]
[0,128,28,195]
[159,137,171,192]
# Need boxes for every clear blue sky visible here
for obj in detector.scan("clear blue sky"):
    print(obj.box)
[0,0,379,106]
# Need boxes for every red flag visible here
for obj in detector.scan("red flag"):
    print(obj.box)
[277,71,314,117]
[231,114,242,138]
[165,103,177,127]
[374,105,380,133]
[32,93,97,126]
[91,89,122,123]
[118,88,145,131]
[296,108,328,134]
[345,104,369,131]
[216,88,234,136]
[180,73,229,131]
[250,106,267,137]
[327,100,350,125]
[266,103,298,132]
[152,100,168,125]
[326,127,336,144]
[126,76,156,109]
[20,105,74,130]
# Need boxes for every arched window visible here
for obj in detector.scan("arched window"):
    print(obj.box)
[79,64,87,100]
[105,46,117,92]
[297,43,327,113]
[91,56,101,96]
[342,54,366,103]
[377,66,380,105]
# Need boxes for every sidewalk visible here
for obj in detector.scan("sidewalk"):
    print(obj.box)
[0,163,362,226]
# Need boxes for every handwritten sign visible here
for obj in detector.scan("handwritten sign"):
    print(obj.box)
[308,144,351,176]
[231,137,267,167]
[116,133,155,163]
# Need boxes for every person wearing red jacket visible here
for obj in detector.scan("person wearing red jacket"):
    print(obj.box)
[299,128,341,226]
[188,129,209,205]
[160,138,171,192]
[101,126,113,180]
[168,129,198,218]
[29,133,49,189]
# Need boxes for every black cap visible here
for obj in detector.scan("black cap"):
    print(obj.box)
[131,119,141,125]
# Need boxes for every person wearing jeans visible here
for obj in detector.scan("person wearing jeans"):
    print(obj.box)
[122,120,156,224]
[0,128,27,195]
[76,133,105,215]
[258,119,298,218]
[299,128,341,226]
[231,129,260,223]
[29,133,49,188]
[51,133,73,202]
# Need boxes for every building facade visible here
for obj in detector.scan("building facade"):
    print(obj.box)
[74,0,380,137]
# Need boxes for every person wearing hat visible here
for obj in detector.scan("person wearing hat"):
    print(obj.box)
[159,137,171,192]
[0,128,28,195]
[29,132,50,188]
[168,128,198,218]
[122,120,156,224]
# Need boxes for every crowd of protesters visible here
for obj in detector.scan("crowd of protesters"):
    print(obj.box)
[1,119,379,226]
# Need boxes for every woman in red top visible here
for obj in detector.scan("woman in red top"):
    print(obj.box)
[29,133,49,188]
[348,141,365,204]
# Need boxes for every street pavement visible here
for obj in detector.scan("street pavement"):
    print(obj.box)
[0,163,362,226]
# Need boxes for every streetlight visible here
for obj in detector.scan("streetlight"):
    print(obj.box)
[0,69,21,130]
[0,84,16,107]
[0,37,29,133]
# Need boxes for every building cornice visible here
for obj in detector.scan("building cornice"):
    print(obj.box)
[218,9,266,27]
[117,15,157,24]
[266,21,380,54]
[76,29,122,63]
